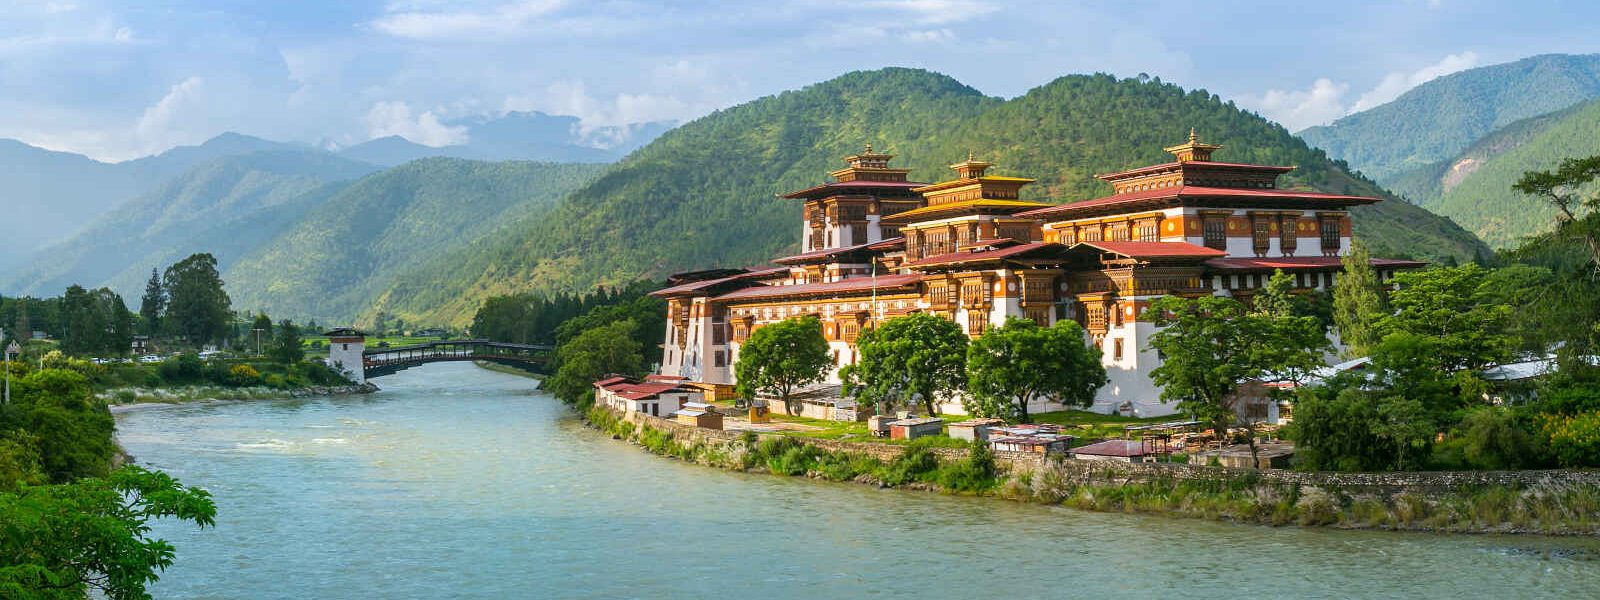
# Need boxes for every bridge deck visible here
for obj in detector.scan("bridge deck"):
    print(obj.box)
[362,339,551,378]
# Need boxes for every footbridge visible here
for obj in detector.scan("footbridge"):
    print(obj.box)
[322,329,550,383]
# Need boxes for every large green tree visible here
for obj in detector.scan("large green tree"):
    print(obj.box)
[0,466,216,600]
[964,318,1105,423]
[734,316,833,415]
[840,313,968,416]
[546,319,646,407]
[1332,242,1386,358]
[162,253,232,347]
[56,287,132,357]
[1379,264,1513,374]
[1147,295,1330,452]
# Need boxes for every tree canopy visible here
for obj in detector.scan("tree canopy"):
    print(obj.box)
[735,316,833,414]
[964,318,1105,423]
[841,313,967,416]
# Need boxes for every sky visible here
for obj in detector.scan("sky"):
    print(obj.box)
[3,0,1597,161]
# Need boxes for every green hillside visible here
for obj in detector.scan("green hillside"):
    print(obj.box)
[225,159,605,322]
[372,68,1488,327]
[1387,98,1600,248]
[1300,54,1600,182]
[1,150,377,298]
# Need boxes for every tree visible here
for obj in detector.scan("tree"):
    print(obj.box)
[546,319,646,406]
[734,316,832,415]
[1370,395,1433,471]
[138,268,165,337]
[965,318,1106,423]
[162,254,232,347]
[1379,264,1513,374]
[1333,241,1386,358]
[1147,295,1329,455]
[269,320,303,364]
[1513,154,1600,273]
[1255,269,1297,319]
[58,286,99,356]
[0,466,216,600]
[840,313,968,416]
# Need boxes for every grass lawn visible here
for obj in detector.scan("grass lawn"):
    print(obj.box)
[764,412,976,447]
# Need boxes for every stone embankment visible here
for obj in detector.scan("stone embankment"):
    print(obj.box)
[597,407,1600,535]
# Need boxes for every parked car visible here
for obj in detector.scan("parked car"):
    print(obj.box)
[139,354,163,364]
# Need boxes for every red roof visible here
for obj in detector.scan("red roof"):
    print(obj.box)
[781,180,927,199]
[1075,241,1226,259]
[593,376,631,389]
[644,374,687,382]
[1072,439,1149,457]
[772,241,877,265]
[714,274,923,302]
[1096,160,1295,181]
[610,382,686,400]
[1017,185,1378,221]
[650,267,789,297]
[907,241,1065,268]
[1205,256,1427,271]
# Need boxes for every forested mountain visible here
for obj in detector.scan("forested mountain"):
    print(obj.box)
[1386,97,1600,248]
[337,111,673,166]
[0,132,300,270]
[224,159,606,323]
[368,68,1489,327]
[1,150,378,298]
[1299,54,1600,182]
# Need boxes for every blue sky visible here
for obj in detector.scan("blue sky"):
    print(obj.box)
[3,0,1596,161]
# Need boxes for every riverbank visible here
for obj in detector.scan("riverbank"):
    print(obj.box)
[587,405,1600,536]
[102,382,378,409]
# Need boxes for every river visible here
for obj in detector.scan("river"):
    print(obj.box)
[116,362,1600,599]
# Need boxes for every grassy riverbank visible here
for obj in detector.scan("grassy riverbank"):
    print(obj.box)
[586,406,1600,536]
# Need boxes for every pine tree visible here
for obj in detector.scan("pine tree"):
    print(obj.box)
[1333,242,1386,358]
[1255,269,1297,318]
[138,267,166,337]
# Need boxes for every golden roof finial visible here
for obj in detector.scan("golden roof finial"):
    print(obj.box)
[865,142,874,153]
[967,149,975,161]
[1164,128,1221,162]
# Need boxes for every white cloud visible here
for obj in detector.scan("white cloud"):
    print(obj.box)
[504,80,696,131]
[130,76,208,156]
[1240,51,1480,131]
[364,101,469,146]
[1349,51,1478,113]
[1239,78,1350,132]
[371,0,567,40]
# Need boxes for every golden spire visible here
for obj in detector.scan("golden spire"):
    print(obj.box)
[1164,128,1221,162]
[950,151,992,179]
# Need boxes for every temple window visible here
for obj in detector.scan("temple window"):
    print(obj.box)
[1280,217,1298,256]
[1203,218,1227,250]
[1320,219,1341,255]
[1252,217,1271,257]
[850,222,868,245]
[1136,220,1158,241]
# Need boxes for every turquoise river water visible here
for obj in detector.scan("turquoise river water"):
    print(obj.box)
[115,362,1600,599]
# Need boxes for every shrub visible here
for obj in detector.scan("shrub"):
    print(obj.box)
[1454,407,1537,470]
[880,439,941,486]
[227,364,261,387]
[1540,411,1600,467]
[936,440,997,492]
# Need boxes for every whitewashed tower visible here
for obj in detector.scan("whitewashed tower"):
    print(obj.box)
[324,328,367,384]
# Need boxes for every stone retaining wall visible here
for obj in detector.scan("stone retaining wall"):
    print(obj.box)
[609,408,1600,494]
